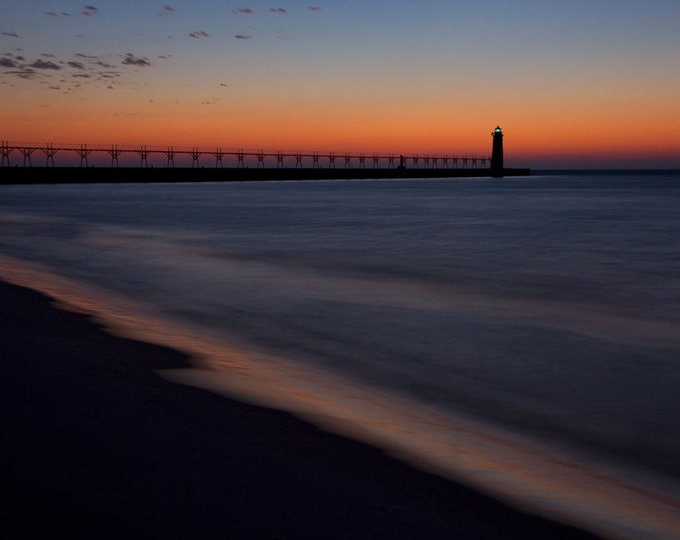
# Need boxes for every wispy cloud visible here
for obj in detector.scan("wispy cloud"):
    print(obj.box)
[122,53,151,67]
[0,57,19,68]
[0,2,326,95]
[158,5,174,16]
[0,47,156,93]
[75,53,101,60]
[29,59,61,70]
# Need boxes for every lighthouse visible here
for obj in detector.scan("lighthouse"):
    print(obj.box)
[491,125,504,176]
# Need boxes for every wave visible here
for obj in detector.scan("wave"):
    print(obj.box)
[2,253,680,540]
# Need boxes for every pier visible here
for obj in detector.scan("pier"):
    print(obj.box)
[1,143,492,170]
[0,129,531,183]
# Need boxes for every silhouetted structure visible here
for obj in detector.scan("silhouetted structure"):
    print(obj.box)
[0,142,488,170]
[0,129,531,183]
[491,125,504,176]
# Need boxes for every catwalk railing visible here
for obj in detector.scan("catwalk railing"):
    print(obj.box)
[0,142,490,169]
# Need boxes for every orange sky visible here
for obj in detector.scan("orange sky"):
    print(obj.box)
[2,2,679,168]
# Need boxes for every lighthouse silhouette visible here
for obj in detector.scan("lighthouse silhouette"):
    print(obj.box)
[491,125,504,177]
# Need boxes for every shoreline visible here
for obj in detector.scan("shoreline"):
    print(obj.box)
[1,277,603,540]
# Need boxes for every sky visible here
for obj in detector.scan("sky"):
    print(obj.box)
[1,0,679,168]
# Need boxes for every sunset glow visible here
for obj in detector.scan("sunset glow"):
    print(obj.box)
[2,1,679,168]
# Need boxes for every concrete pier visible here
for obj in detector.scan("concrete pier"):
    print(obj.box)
[0,166,531,185]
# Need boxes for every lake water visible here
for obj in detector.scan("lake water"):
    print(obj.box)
[2,170,680,539]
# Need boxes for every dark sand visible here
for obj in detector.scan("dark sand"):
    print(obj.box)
[2,280,603,539]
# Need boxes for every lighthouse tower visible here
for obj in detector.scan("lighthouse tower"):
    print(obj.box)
[491,125,504,176]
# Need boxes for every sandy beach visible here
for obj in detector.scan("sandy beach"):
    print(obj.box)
[2,279,604,539]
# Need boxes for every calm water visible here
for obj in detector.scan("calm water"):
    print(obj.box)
[2,171,680,539]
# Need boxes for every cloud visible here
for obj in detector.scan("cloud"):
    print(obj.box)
[309,6,321,11]
[0,57,18,68]
[188,31,209,39]
[29,59,61,70]
[7,69,36,80]
[82,6,99,16]
[1,53,25,64]
[232,8,253,14]
[269,8,286,13]
[158,5,174,16]
[122,53,151,67]
[94,60,118,69]
[1,31,20,38]
[0,48,156,91]
[45,11,71,17]
[234,34,252,40]
[75,53,100,60]
[0,54,61,80]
